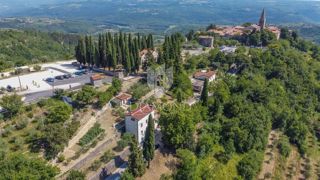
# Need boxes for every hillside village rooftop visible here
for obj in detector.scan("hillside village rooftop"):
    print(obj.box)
[127,104,154,121]
[207,9,281,40]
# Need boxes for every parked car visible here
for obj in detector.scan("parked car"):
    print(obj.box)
[6,85,15,92]
[45,78,55,82]
[63,74,72,79]
[55,75,64,80]
[74,71,83,76]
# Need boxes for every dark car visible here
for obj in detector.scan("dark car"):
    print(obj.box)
[6,85,14,92]
[83,70,88,74]
[55,75,64,80]
[63,74,72,79]
[45,78,55,82]
[74,71,83,76]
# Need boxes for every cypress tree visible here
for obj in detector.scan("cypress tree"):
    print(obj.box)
[128,138,146,177]
[157,48,164,65]
[147,34,154,49]
[98,34,102,67]
[143,115,155,168]
[134,38,140,72]
[142,36,147,49]
[75,37,86,65]
[89,37,95,67]
[85,35,91,66]
[94,45,100,67]
[137,33,142,50]
[112,42,117,71]
[200,79,209,106]
[125,43,131,73]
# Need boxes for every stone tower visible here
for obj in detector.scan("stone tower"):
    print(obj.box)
[259,8,266,30]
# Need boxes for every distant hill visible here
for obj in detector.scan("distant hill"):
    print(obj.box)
[289,24,320,44]
[0,29,79,72]
[1,0,319,34]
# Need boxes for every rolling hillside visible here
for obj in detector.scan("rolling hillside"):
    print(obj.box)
[0,29,79,72]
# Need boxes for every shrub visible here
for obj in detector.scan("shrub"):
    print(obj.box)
[15,119,28,130]
[2,126,14,137]
[100,150,115,163]
[89,160,101,171]
[27,112,33,118]
[57,155,65,163]
[264,172,272,179]
[112,107,125,118]
[237,150,263,180]
[47,101,72,123]
[67,170,85,180]
[128,81,151,100]
[115,133,133,152]
[97,91,112,108]
[33,65,42,71]
[277,136,291,158]
[11,137,24,151]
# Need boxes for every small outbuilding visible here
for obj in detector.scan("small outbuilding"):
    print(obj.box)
[112,93,132,107]
[193,70,216,82]
[90,74,103,87]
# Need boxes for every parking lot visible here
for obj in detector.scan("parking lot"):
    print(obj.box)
[0,60,112,102]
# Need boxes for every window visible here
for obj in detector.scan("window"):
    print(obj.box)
[141,130,144,135]
[140,123,143,128]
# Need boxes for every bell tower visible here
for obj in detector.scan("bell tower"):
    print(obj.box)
[259,8,266,30]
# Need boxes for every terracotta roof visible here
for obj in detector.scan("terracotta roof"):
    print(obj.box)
[194,71,216,79]
[116,93,132,101]
[91,74,102,81]
[128,104,154,121]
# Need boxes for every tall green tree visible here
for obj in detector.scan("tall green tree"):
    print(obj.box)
[75,37,86,65]
[143,115,155,167]
[200,79,209,106]
[175,149,198,180]
[159,104,196,149]
[128,138,146,177]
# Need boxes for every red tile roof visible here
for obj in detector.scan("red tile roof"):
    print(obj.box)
[128,104,154,121]
[194,71,216,79]
[116,93,132,101]
[91,74,102,81]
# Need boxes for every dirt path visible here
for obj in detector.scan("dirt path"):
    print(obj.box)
[283,146,301,180]
[258,130,280,179]
[56,106,120,176]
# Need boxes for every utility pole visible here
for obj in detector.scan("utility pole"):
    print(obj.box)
[51,70,55,95]
[15,67,22,91]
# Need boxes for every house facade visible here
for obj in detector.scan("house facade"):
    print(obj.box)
[193,70,216,82]
[198,36,214,48]
[112,93,132,107]
[125,105,155,144]
[90,74,103,87]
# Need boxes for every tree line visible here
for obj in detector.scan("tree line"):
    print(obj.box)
[75,32,154,73]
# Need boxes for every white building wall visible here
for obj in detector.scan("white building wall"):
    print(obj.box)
[125,116,138,140]
[125,111,155,144]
